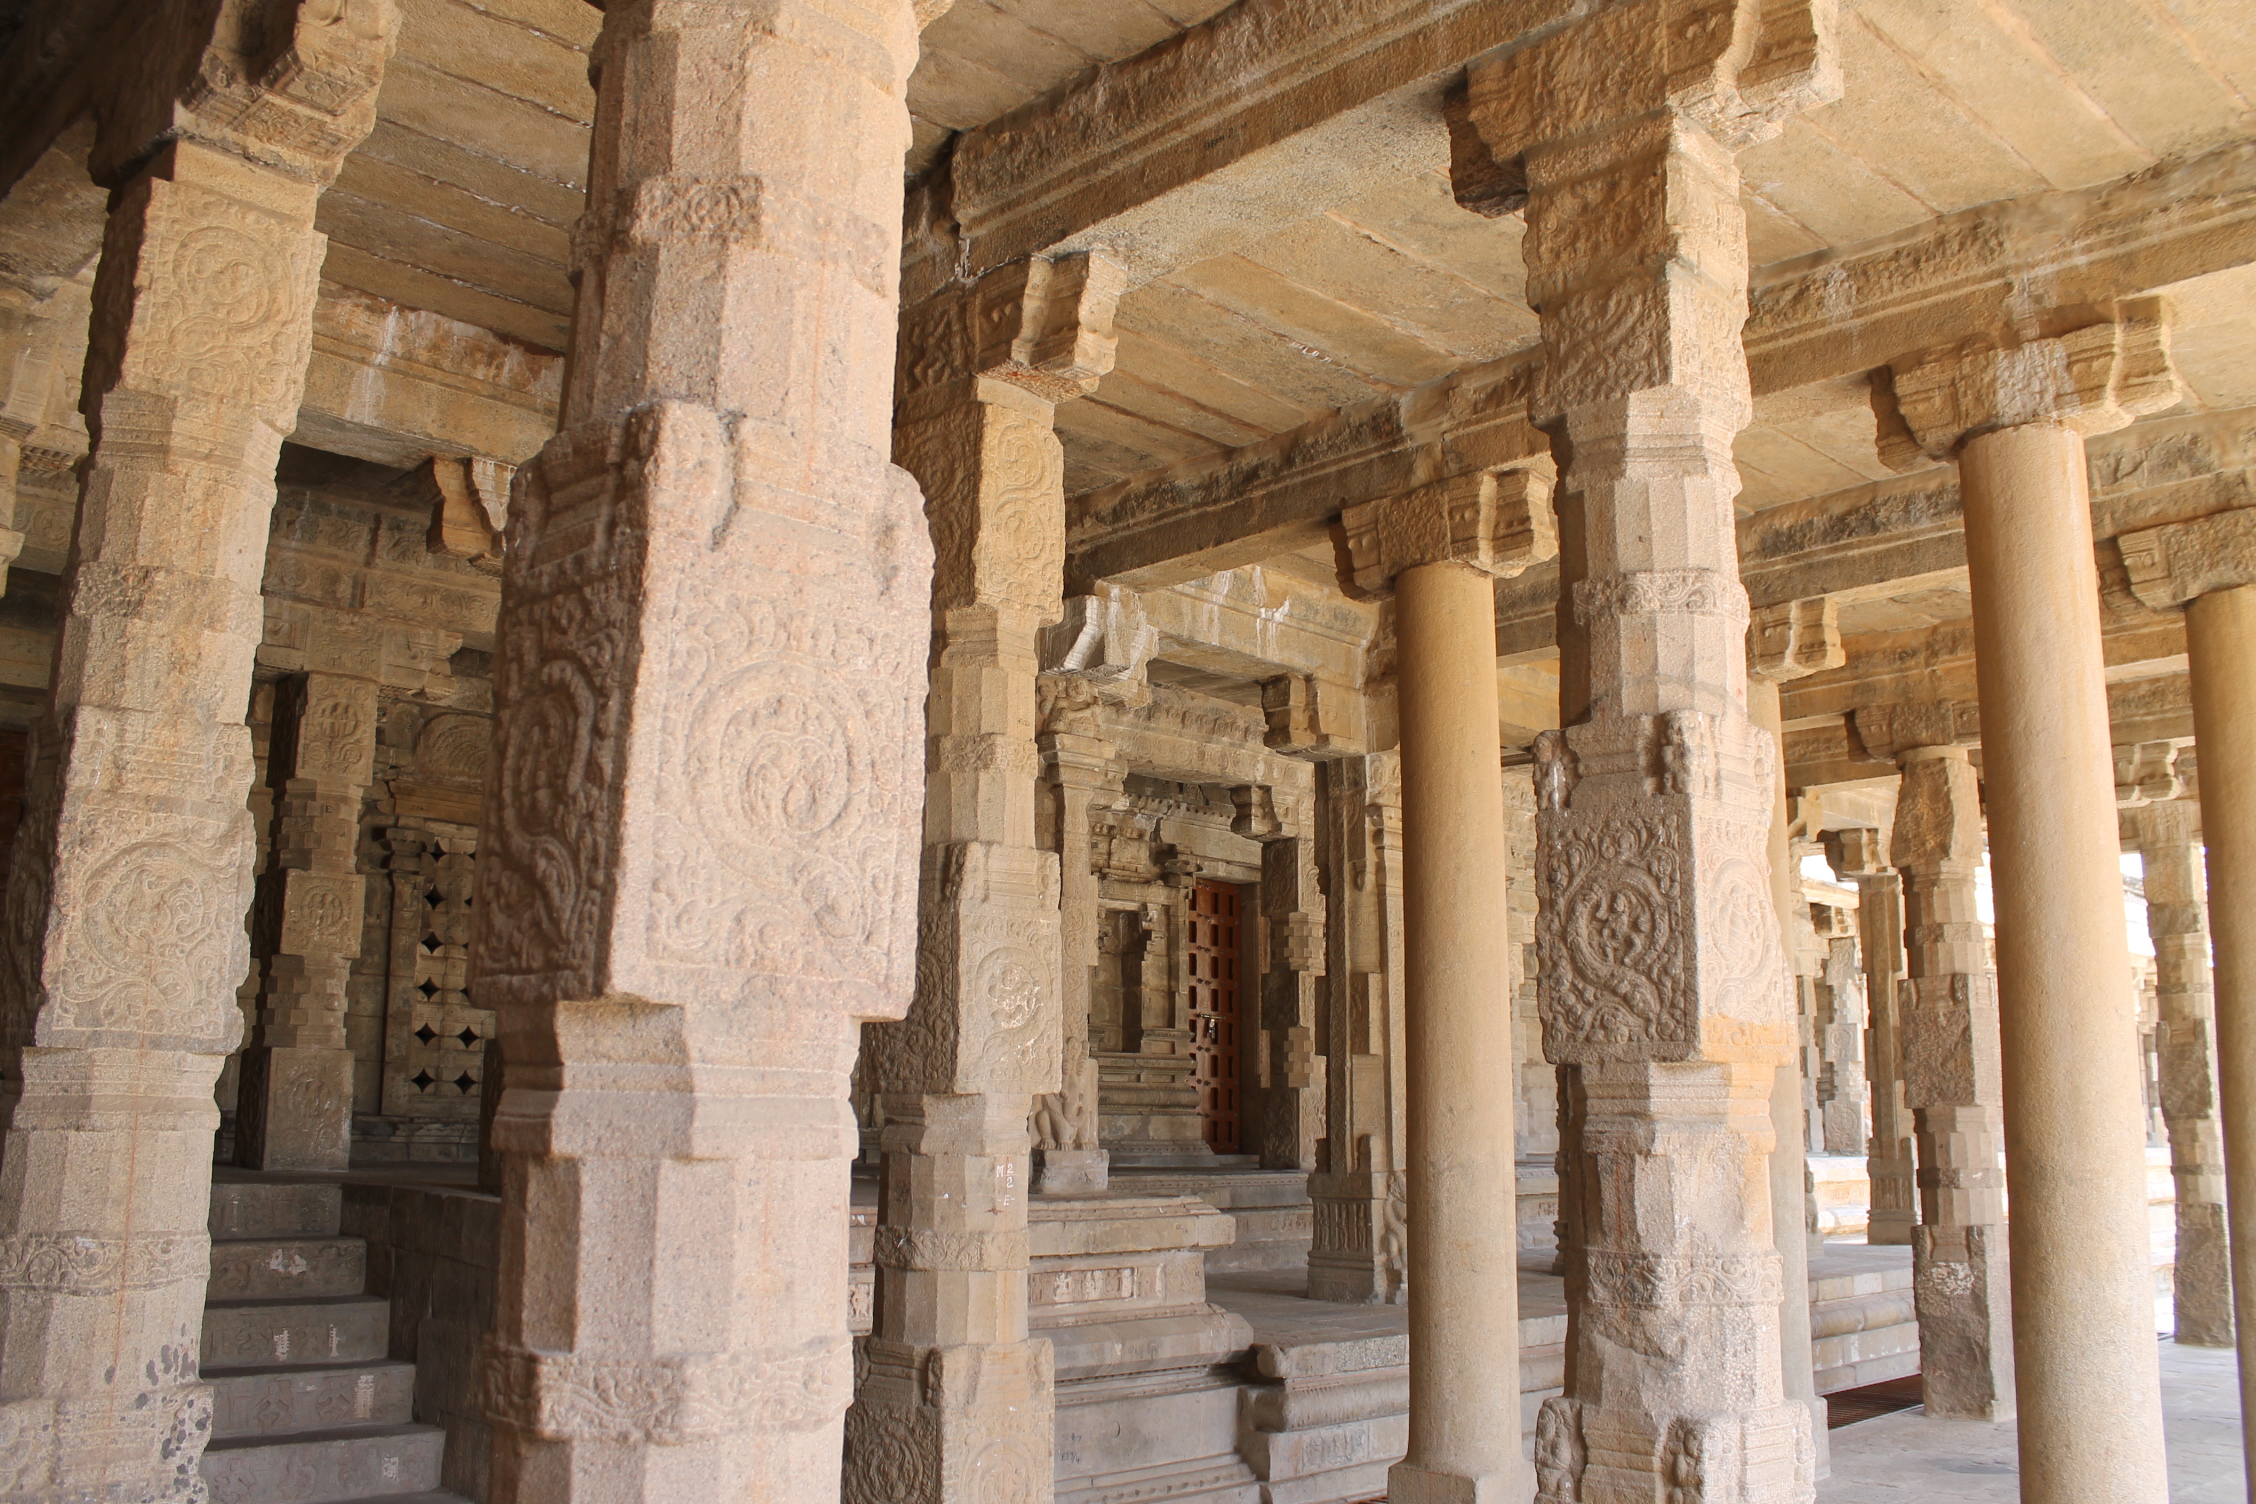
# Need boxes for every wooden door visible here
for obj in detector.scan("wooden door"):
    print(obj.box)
[1186,880,1243,1153]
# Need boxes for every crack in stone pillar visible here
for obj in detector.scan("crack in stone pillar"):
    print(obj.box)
[1341,466,1555,1501]
[0,6,396,1496]
[235,669,378,1171]
[848,250,1123,1504]
[1888,743,2013,1421]
[1826,827,1915,1248]
[2132,799,2232,1348]
[1879,306,2182,1500]
[1454,5,1841,1498]
[2118,507,2256,1489]
[467,4,941,1500]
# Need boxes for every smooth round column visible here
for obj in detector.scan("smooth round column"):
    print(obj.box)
[2187,582,2256,1494]
[1389,560,1522,1502]
[1960,422,2168,1501]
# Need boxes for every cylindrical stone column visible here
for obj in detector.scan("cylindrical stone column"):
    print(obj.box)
[1392,558,1522,1503]
[2132,799,2231,1347]
[2186,582,2256,1489]
[1961,420,2167,1500]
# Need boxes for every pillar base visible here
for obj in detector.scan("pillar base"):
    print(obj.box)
[234,1045,354,1171]
[1033,1148,1108,1194]
[845,1339,1054,1504]
[1912,1223,2015,1421]
[1388,1460,1523,1504]
[1866,1208,1915,1246]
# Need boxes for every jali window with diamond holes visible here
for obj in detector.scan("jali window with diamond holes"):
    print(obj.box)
[1186,879,1243,1154]
[383,837,492,1118]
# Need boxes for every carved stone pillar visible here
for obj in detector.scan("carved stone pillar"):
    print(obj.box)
[1456,6,1838,1499]
[1827,826,1915,1246]
[1252,806,1325,1172]
[1341,465,1554,1500]
[0,5,395,1497]
[1871,728,2012,1421]
[849,250,1122,1504]
[235,669,379,1170]
[1881,306,2181,1498]
[1308,752,1410,1304]
[2121,508,2256,1483]
[1748,596,1842,1472]
[1034,587,1150,1193]
[2132,799,2231,1346]
[468,4,940,1500]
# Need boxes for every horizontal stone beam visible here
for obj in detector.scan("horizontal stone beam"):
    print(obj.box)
[295,285,562,468]
[1747,140,2256,394]
[1067,352,1545,592]
[1065,146,2256,590]
[924,0,1581,291]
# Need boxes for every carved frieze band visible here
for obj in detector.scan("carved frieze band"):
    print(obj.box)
[484,1338,851,1442]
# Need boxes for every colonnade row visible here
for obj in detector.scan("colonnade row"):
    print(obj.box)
[0,5,2253,1504]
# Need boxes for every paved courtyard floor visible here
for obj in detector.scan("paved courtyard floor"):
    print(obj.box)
[1822,1340,2244,1502]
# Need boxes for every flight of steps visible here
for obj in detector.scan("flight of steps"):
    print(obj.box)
[201,1177,465,1504]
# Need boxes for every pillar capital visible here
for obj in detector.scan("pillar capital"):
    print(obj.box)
[1338,463,1557,599]
[2121,503,2256,611]
[2117,738,2197,809]
[898,251,1127,416]
[1748,596,1844,684]
[94,0,400,188]
[1877,303,2181,469]
[1854,699,1982,765]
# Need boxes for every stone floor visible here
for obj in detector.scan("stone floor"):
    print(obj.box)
[1821,1340,2245,1502]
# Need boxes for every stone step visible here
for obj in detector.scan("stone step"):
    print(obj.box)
[202,1295,389,1371]
[211,1179,343,1242]
[208,1237,368,1301]
[199,1422,444,1503]
[208,1361,416,1439]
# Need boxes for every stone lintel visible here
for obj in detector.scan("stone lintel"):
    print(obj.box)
[925,0,1587,290]
[1877,304,2181,467]
[1338,463,1557,599]
[1854,701,1982,764]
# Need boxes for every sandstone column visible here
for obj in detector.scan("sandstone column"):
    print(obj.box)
[1341,466,1553,1501]
[1881,308,2181,1500]
[234,668,379,1170]
[468,5,942,1500]
[1457,7,1839,1498]
[2119,511,2256,1486]
[1826,826,1916,1246]
[2133,799,2232,1346]
[1857,712,2013,1420]
[0,6,395,1496]
[848,251,1123,1504]
[1748,597,1843,1473]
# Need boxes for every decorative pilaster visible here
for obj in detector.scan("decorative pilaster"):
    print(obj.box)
[1825,827,1914,1247]
[1880,303,2181,1500]
[1880,736,2013,1420]
[1340,465,1554,1500]
[2133,798,2231,1346]
[235,669,379,1170]
[0,4,396,1497]
[468,4,941,1500]
[1456,5,1839,1499]
[849,249,1123,1504]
